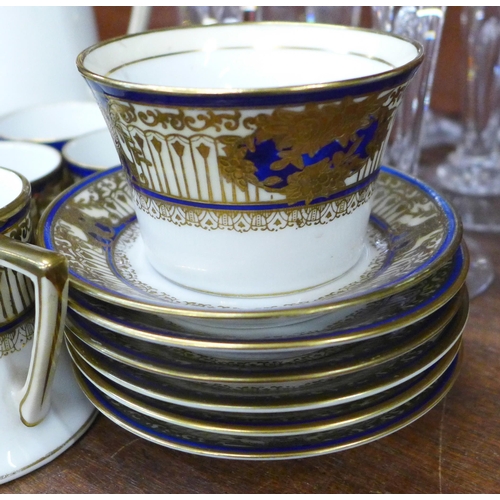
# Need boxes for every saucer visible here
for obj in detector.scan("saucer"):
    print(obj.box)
[70,347,462,460]
[65,288,463,384]
[64,295,467,413]
[0,315,97,483]
[66,244,468,357]
[70,338,460,438]
[38,166,462,321]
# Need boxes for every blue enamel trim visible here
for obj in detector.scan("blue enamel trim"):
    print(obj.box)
[82,354,458,454]
[66,162,95,179]
[0,305,35,335]
[86,65,419,108]
[129,169,380,211]
[0,202,31,234]
[45,139,67,152]
[66,162,121,179]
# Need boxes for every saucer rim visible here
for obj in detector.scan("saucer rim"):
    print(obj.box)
[64,287,464,383]
[69,347,462,459]
[0,346,98,484]
[38,165,463,320]
[67,245,468,352]
[69,340,460,438]
[63,297,468,413]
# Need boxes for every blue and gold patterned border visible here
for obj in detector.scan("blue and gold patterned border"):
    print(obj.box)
[38,165,462,319]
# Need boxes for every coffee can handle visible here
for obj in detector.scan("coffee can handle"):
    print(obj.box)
[0,234,68,426]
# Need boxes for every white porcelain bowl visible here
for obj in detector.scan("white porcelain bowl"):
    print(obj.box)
[0,140,65,215]
[77,23,423,296]
[62,128,121,180]
[0,101,106,151]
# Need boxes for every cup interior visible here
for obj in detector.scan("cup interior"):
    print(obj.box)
[76,22,423,296]
[80,23,422,90]
[0,141,62,183]
[0,101,106,143]
[62,128,120,171]
[0,167,25,209]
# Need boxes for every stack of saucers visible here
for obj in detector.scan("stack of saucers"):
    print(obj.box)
[37,165,469,460]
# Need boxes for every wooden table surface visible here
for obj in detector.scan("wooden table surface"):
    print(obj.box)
[2,7,500,495]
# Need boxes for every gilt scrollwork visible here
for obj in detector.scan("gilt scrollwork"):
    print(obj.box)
[106,84,405,207]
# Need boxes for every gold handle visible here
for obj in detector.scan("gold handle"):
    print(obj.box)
[0,234,68,426]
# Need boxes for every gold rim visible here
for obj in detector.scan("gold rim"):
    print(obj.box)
[0,141,64,194]
[65,288,465,383]
[67,247,468,351]
[77,22,424,97]
[0,167,30,222]
[64,297,468,413]
[0,410,96,483]
[71,340,461,437]
[70,346,462,458]
[61,128,116,171]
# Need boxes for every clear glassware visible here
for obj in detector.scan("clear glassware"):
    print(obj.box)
[372,7,493,298]
[464,238,495,298]
[429,7,499,296]
[372,6,447,177]
[304,6,361,26]
[371,6,397,32]
[436,7,500,196]
[254,6,305,21]
[178,6,243,25]
[421,111,462,149]
[178,6,307,24]
[177,6,361,27]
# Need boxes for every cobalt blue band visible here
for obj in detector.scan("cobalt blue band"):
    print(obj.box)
[129,168,380,211]
[86,66,419,109]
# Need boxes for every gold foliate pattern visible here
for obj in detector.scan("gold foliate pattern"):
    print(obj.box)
[218,136,259,192]
[140,108,242,133]
[107,84,406,207]
[234,94,386,182]
[109,101,243,133]
[108,101,137,125]
[4,208,32,243]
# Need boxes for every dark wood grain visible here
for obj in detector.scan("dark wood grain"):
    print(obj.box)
[2,6,499,494]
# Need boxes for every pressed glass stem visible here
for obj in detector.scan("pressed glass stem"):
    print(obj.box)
[305,6,361,26]
[465,237,494,299]
[372,6,447,176]
[461,7,500,157]
[178,6,243,24]
[436,7,500,196]
[371,6,396,32]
